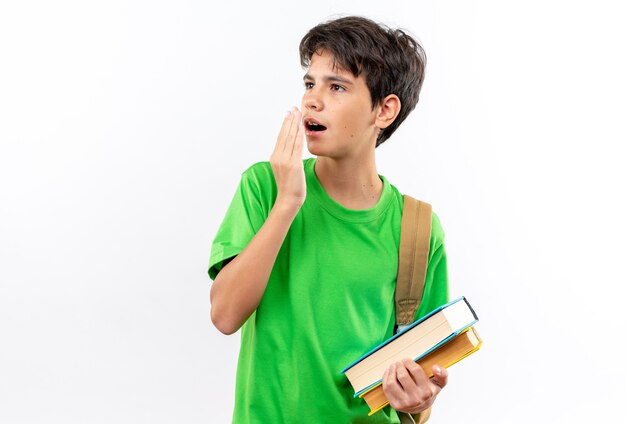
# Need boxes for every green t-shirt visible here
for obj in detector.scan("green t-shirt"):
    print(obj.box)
[209,158,449,423]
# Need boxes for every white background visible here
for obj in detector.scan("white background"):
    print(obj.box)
[1,1,625,423]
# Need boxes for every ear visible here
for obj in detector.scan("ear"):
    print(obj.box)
[375,94,401,130]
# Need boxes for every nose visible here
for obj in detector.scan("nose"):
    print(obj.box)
[302,89,323,112]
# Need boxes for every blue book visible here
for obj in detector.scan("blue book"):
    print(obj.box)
[341,297,478,396]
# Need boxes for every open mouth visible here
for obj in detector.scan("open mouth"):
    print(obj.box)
[304,119,327,132]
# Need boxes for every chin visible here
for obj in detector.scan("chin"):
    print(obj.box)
[308,141,349,161]
[305,139,324,156]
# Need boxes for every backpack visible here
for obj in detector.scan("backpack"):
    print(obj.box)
[395,195,433,424]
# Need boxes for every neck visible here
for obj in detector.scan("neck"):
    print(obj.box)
[314,153,383,210]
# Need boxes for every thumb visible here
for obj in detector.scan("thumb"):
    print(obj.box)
[430,365,448,390]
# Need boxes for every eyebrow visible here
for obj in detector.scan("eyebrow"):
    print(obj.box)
[302,73,354,85]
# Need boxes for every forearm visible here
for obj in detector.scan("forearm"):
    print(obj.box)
[210,200,300,335]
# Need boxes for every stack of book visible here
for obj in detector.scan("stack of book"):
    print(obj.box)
[341,297,482,416]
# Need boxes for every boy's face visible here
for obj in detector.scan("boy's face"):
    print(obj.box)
[301,50,380,159]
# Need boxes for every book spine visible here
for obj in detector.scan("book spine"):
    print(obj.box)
[463,297,479,321]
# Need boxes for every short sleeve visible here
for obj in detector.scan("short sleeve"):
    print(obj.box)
[208,164,273,280]
[413,211,450,320]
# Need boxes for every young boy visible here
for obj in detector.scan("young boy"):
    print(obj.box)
[209,16,450,423]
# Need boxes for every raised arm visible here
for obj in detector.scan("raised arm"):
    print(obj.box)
[210,108,306,335]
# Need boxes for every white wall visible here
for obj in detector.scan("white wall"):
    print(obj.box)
[1,1,624,422]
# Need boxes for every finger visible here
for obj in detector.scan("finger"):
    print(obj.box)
[403,358,430,387]
[387,362,396,386]
[284,109,301,153]
[395,361,418,393]
[430,365,449,390]
[274,109,297,155]
[382,363,407,408]
[273,111,293,155]
[290,121,305,157]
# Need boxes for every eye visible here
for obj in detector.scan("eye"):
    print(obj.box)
[304,82,314,90]
[330,84,346,92]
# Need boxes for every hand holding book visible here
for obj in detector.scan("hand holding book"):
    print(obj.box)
[341,297,482,416]
[382,359,448,415]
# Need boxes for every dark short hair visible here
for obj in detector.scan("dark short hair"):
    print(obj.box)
[299,16,427,147]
